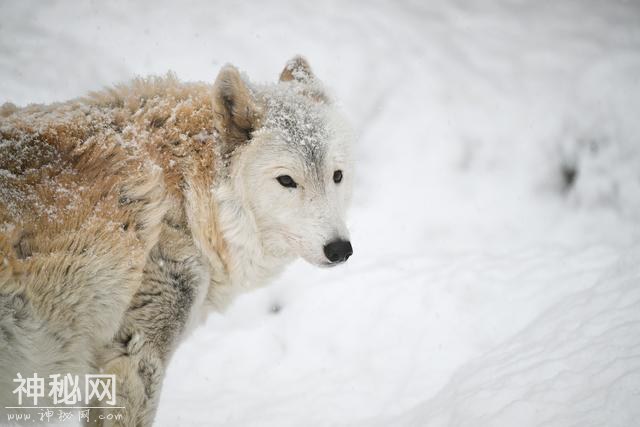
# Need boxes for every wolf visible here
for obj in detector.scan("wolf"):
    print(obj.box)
[0,56,353,426]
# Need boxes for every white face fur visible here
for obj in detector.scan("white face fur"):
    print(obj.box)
[233,89,354,267]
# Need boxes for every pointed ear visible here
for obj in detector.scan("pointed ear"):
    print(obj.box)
[279,56,330,103]
[279,55,315,83]
[213,65,261,146]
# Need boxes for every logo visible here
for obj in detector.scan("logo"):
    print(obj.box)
[5,373,124,424]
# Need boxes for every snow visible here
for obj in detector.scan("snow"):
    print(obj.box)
[381,251,640,427]
[2,0,640,426]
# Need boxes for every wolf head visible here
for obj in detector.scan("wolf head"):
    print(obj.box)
[212,57,353,270]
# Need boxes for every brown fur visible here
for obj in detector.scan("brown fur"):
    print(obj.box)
[0,73,233,417]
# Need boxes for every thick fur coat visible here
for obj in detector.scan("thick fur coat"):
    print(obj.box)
[0,57,353,426]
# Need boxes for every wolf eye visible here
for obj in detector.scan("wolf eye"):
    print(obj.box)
[276,175,297,188]
[333,170,343,184]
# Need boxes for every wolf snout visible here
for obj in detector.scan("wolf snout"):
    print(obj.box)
[323,239,353,264]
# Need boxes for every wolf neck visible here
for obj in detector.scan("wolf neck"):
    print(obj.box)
[198,180,291,310]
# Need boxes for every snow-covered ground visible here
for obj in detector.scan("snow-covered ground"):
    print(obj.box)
[2,0,640,425]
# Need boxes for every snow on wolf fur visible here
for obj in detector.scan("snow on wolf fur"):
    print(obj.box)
[0,56,353,426]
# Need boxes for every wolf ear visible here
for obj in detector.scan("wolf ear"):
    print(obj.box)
[279,56,330,103]
[279,56,315,83]
[213,65,261,146]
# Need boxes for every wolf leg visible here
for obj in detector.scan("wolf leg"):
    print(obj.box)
[88,226,206,427]
[85,336,164,427]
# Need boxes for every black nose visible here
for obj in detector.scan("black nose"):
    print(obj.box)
[323,239,353,263]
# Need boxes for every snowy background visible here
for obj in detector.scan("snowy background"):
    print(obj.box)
[2,0,640,425]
